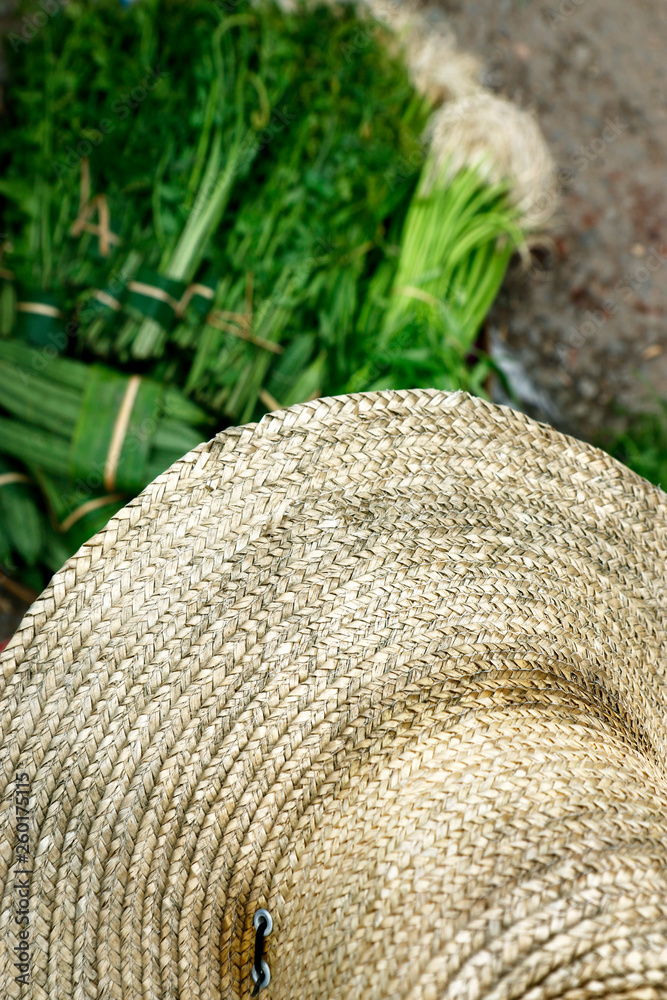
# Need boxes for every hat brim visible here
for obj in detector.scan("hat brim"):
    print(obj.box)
[2,389,667,999]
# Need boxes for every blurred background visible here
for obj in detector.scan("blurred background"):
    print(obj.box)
[448,1,667,441]
[1,0,666,641]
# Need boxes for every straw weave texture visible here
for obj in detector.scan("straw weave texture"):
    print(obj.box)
[1,388,667,1000]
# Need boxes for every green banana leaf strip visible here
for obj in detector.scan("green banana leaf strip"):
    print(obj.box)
[125,266,186,330]
[185,274,217,320]
[84,283,128,324]
[33,467,126,555]
[0,458,43,565]
[14,287,68,351]
[0,279,16,336]
[0,520,12,567]
[69,365,163,493]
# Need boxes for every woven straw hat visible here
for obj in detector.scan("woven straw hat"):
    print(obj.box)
[2,388,667,1000]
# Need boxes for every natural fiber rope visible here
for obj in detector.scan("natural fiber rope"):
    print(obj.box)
[103,374,142,492]
[393,284,444,309]
[16,302,64,319]
[0,472,31,488]
[70,159,120,257]
[57,492,125,533]
[126,280,181,312]
[205,311,284,353]
[1,389,667,1000]
[93,289,123,312]
[205,274,284,355]
[176,282,216,317]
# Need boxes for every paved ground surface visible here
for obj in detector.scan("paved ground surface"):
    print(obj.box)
[437,0,667,439]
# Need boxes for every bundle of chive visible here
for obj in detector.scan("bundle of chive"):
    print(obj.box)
[0,0,555,593]
[343,93,556,395]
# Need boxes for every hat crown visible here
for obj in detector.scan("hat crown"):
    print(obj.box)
[2,389,666,999]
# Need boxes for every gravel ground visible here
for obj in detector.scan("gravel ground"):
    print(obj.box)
[436,0,667,439]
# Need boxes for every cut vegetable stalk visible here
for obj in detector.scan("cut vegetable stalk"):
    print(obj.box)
[120,16,267,359]
[349,93,555,394]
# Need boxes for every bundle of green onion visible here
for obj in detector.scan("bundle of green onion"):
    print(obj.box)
[344,93,554,394]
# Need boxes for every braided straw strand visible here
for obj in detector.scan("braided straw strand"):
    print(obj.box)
[0,389,666,1000]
